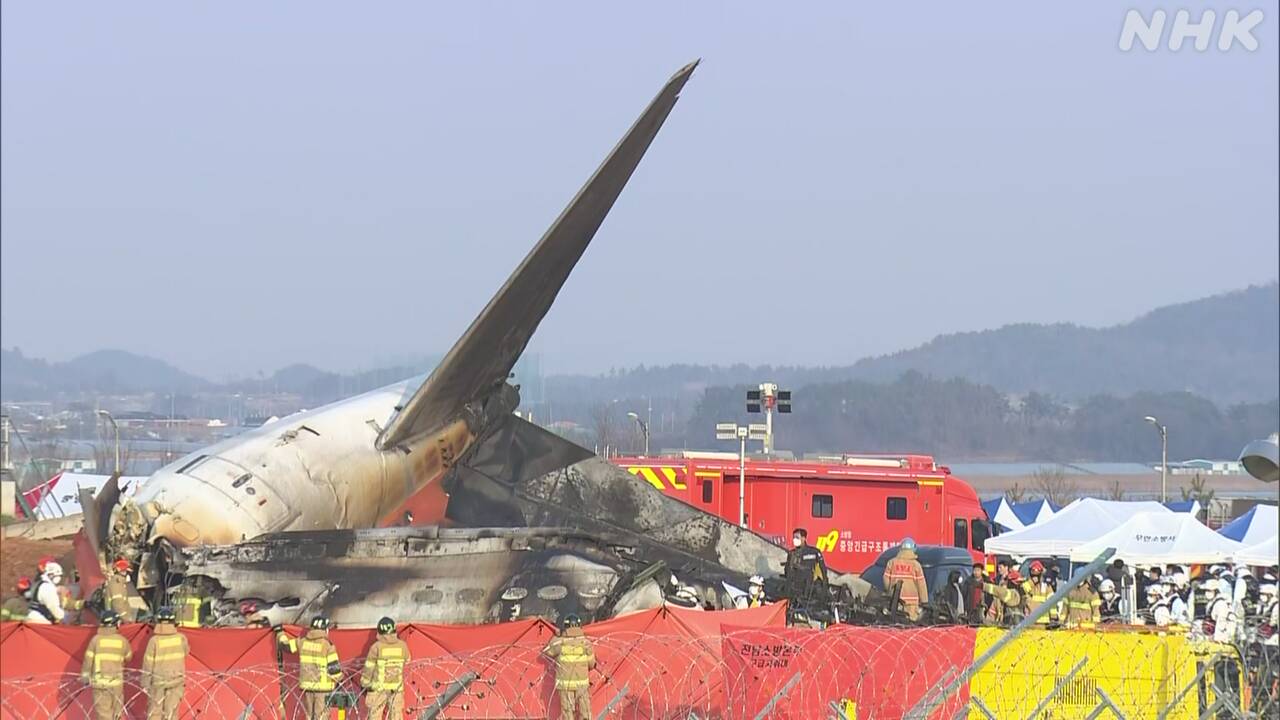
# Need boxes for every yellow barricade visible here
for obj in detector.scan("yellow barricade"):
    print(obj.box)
[969,628,1242,719]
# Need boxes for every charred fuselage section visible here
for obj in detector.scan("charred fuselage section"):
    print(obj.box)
[169,525,683,627]
[446,445,790,589]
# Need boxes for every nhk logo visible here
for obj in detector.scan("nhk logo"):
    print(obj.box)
[1119,9,1264,51]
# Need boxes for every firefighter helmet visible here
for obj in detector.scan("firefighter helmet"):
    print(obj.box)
[15,577,31,592]
[155,607,177,623]
[100,611,121,627]
[1029,560,1045,575]
[901,537,917,551]
[310,616,331,630]
[562,614,582,629]
[112,558,132,574]
[377,616,395,634]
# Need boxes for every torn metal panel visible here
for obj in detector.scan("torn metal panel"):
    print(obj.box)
[445,450,790,585]
[174,526,668,627]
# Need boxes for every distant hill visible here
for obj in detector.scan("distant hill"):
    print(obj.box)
[2,283,1276,407]
[849,283,1279,406]
[0,348,208,399]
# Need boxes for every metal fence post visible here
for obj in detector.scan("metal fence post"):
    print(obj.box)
[903,548,1116,720]
[753,672,801,720]
[968,697,999,720]
[1155,653,1220,720]
[1084,687,1126,720]
[418,670,479,720]
[1024,656,1088,720]
[595,685,628,720]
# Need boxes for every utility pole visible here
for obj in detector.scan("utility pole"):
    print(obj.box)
[1144,416,1168,503]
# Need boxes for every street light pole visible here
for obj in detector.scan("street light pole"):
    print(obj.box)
[98,410,120,474]
[1144,416,1168,503]
[737,426,748,528]
[626,412,650,456]
[718,422,764,528]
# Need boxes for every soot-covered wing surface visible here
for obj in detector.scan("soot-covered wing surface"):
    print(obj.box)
[377,60,699,450]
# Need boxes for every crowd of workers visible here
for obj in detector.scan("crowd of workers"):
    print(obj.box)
[764,526,1279,649]
[952,556,1280,643]
[0,555,598,720]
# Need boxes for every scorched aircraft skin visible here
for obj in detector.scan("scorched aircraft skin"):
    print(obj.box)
[85,60,792,625]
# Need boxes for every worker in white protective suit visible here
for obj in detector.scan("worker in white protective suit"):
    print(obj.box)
[1203,578,1236,643]
[26,561,66,624]
[1172,571,1187,622]
[1259,584,1278,647]
[1145,584,1171,627]
[1167,576,1190,626]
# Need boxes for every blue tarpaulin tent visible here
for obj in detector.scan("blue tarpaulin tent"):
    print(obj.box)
[1218,504,1278,546]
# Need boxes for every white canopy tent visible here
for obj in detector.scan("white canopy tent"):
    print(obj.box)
[984,498,1170,558]
[1218,504,1278,547]
[1068,511,1242,565]
[1019,499,1057,526]
[1235,536,1277,567]
[982,497,1024,532]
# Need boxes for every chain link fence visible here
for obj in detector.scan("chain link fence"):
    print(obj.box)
[2,628,1276,718]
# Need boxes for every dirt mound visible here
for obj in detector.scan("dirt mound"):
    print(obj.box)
[0,536,75,594]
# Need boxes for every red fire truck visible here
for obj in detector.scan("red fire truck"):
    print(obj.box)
[612,453,991,573]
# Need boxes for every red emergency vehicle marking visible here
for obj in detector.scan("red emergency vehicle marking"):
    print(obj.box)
[661,467,686,490]
[815,530,839,553]
[626,466,666,490]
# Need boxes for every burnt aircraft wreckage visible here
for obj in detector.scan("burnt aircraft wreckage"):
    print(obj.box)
[81,60,796,626]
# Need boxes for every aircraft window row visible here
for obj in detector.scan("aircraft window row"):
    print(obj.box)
[886,496,908,520]
[811,494,833,518]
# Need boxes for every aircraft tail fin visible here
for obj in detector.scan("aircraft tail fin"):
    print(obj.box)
[376,60,699,450]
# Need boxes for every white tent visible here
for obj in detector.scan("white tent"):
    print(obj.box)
[1069,511,1242,565]
[984,498,1170,558]
[1218,504,1278,547]
[1025,499,1057,525]
[1235,536,1278,567]
[982,497,1024,531]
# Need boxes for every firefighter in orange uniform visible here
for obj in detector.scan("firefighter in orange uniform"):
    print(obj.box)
[81,610,133,720]
[884,537,929,621]
[298,616,343,719]
[142,607,188,720]
[1,577,32,621]
[1023,560,1058,625]
[544,614,595,720]
[362,616,410,720]
[104,558,133,619]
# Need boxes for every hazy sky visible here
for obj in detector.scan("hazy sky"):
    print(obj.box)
[3,3,1277,380]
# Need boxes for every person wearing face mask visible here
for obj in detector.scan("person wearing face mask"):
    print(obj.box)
[1098,579,1122,623]
[746,575,767,608]
[27,561,67,624]
[783,528,828,618]
[784,528,827,584]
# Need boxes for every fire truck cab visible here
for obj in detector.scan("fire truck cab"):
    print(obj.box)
[613,453,991,573]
